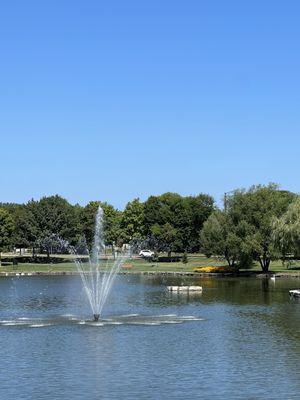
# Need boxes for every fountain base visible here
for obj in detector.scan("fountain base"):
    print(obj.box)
[93,314,100,321]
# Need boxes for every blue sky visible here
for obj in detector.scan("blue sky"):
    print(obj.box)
[1,1,299,209]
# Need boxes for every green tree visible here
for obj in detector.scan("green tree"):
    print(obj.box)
[27,195,81,252]
[36,233,69,259]
[11,205,39,251]
[144,192,214,253]
[0,208,14,251]
[120,198,145,242]
[227,184,295,272]
[272,196,300,262]
[80,201,100,248]
[101,202,122,247]
[185,194,215,251]
[150,222,178,256]
[81,201,122,249]
[201,210,252,268]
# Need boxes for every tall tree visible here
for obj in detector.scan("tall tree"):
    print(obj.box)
[81,201,122,249]
[101,202,122,247]
[183,194,215,251]
[226,184,295,272]
[120,198,145,242]
[150,222,178,256]
[201,210,253,268]
[0,208,14,251]
[11,205,39,250]
[28,195,81,251]
[144,192,214,253]
[272,196,300,261]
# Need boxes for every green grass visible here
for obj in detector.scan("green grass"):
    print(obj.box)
[0,262,78,273]
[0,254,299,274]
[243,259,300,273]
[128,254,225,273]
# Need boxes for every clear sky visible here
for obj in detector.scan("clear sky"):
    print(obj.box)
[1,1,299,209]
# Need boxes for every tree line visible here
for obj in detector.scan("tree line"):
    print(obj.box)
[0,193,214,256]
[1,184,300,272]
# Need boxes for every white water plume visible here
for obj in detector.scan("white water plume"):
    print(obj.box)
[71,206,128,319]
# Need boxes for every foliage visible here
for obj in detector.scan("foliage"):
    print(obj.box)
[120,198,145,242]
[80,201,122,248]
[150,222,178,256]
[80,201,100,248]
[36,233,69,258]
[200,184,294,271]
[9,204,38,248]
[0,186,297,272]
[0,208,14,251]
[144,192,214,253]
[200,210,253,268]
[28,195,81,246]
[227,184,295,271]
[0,192,215,255]
[272,196,300,260]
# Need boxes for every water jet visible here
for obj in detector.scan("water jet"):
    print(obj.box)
[71,206,128,320]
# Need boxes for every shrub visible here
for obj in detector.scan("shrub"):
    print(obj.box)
[182,251,188,264]
[193,266,235,273]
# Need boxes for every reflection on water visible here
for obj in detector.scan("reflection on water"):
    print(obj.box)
[0,275,299,400]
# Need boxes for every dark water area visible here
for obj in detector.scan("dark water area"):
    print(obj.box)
[0,275,299,399]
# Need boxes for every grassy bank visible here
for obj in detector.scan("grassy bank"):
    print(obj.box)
[0,254,300,274]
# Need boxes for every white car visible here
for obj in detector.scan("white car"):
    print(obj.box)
[139,250,155,258]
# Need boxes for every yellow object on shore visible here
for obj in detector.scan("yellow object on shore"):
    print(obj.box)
[193,266,235,273]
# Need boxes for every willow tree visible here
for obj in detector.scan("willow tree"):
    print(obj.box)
[272,197,300,265]
[200,210,253,269]
[201,184,295,272]
[226,184,295,272]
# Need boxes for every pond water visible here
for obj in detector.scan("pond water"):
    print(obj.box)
[0,275,299,399]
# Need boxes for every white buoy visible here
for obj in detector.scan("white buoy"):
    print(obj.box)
[167,286,202,292]
[289,290,300,298]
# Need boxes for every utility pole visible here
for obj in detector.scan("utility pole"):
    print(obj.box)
[224,190,235,213]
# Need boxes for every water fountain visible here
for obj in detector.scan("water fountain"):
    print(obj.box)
[71,206,128,321]
[0,205,202,328]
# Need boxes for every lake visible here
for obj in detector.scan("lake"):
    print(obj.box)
[0,275,299,399]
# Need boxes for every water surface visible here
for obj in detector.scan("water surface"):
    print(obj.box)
[0,275,299,399]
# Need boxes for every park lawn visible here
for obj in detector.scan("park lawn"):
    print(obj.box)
[128,254,225,273]
[128,254,300,273]
[241,259,300,273]
[0,254,299,274]
[0,262,78,273]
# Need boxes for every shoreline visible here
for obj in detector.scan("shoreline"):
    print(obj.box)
[1,271,300,278]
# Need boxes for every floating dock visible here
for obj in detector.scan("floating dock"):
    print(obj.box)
[289,290,300,298]
[167,286,202,292]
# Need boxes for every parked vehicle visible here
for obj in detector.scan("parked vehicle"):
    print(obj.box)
[139,250,154,258]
